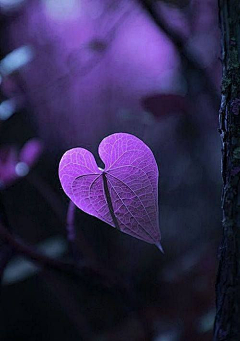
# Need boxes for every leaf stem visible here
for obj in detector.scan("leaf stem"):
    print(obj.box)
[102,172,120,230]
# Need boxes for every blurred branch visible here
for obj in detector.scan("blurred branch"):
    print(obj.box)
[0,221,119,289]
[27,173,66,221]
[0,221,79,273]
[0,244,13,283]
[138,0,220,108]
[27,173,97,263]
[0,195,13,286]
[0,220,154,337]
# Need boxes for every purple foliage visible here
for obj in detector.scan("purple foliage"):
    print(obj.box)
[59,133,161,246]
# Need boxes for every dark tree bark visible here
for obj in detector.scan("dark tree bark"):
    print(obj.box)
[214,1,240,340]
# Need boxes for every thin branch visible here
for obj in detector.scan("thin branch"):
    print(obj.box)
[66,200,84,263]
[67,200,76,242]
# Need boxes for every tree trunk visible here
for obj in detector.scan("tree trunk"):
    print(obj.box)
[214,1,240,340]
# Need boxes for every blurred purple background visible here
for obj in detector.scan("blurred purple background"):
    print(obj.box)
[0,0,221,340]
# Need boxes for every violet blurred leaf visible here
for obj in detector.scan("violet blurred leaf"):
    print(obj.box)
[0,138,43,189]
[20,138,43,167]
[59,133,162,248]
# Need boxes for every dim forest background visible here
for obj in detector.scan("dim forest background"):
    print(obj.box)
[0,0,222,340]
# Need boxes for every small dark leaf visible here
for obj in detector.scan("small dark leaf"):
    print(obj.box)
[141,93,188,118]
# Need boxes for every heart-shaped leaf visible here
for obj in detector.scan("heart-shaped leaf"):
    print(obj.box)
[59,133,162,248]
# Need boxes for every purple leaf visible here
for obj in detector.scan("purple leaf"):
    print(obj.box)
[59,133,162,248]
[20,138,43,167]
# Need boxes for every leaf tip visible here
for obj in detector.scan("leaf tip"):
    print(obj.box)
[155,242,164,254]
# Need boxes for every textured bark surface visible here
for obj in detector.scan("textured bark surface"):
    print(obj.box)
[214,1,240,340]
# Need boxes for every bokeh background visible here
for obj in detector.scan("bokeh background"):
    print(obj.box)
[0,0,222,340]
